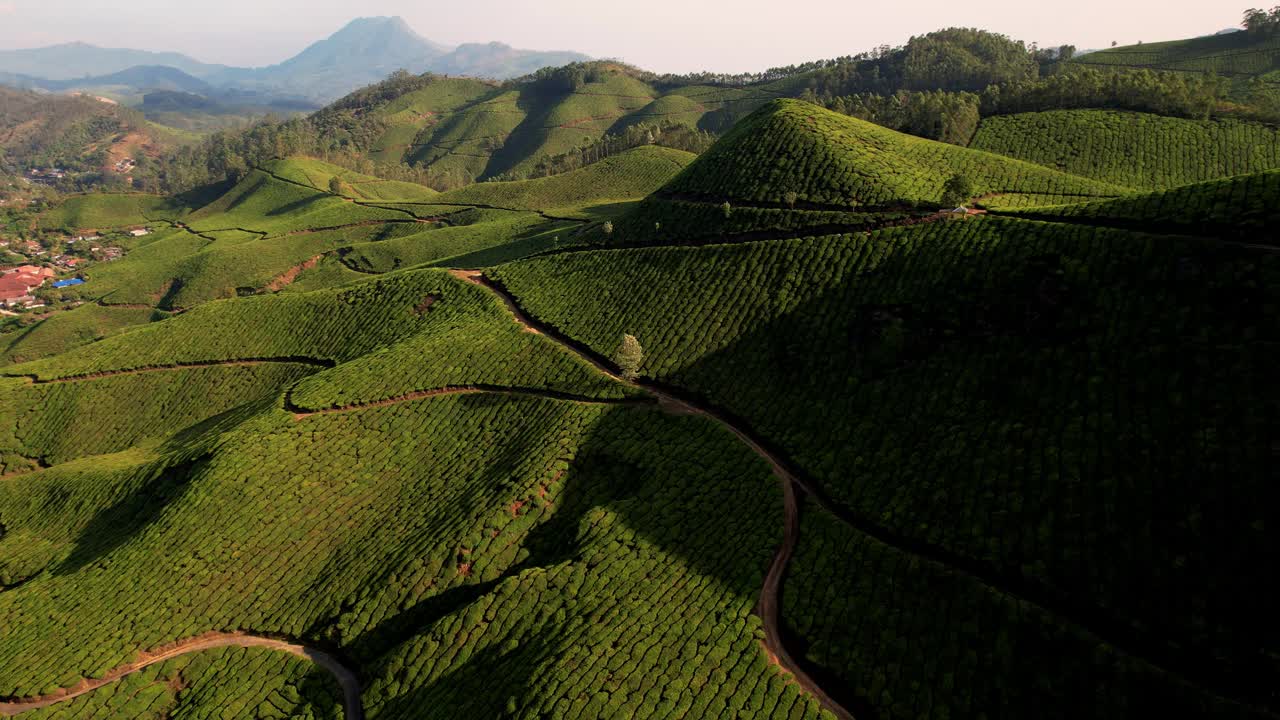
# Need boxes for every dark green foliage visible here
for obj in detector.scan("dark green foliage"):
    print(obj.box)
[783,28,1040,98]
[494,217,1280,713]
[492,123,715,181]
[1074,28,1280,77]
[1004,168,1280,237]
[814,90,981,145]
[982,66,1233,120]
[940,173,975,206]
[784,500,1269,720]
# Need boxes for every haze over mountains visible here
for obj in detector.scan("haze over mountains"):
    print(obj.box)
[0,16,590,104]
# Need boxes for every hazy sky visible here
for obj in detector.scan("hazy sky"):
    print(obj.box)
[0,0,1248,73]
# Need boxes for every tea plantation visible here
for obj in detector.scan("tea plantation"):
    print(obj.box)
[3,53,1278,720]
[970,109,1280,190]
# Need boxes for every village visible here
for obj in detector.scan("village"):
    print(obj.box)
[0,226,141,311]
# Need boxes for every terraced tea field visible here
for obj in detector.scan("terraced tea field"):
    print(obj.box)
[3,90,1277,720]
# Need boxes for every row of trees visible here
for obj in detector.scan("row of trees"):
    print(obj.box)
[1242,7,1280,35]
[810,90,982,145]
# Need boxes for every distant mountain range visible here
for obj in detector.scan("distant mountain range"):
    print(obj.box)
[0,16,589,104]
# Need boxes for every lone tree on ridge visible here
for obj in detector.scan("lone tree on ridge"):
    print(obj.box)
[615,334,644,380]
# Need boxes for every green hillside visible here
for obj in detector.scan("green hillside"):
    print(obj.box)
[37,193,192,231]
[50,156,574,309]
[0,303,165,367]
[434,145,695,215]
[1073,31,1280,77]
[658,99,1125,209]
[1000,168,1280,236]
[492,216,1280,719]
[970,109,1280,190]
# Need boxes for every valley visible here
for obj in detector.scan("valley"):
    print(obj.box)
[0,9,1277,720]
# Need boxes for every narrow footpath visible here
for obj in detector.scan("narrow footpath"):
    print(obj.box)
[448,269,856,720]
[286,383,653,419]
[0,633,363,719]
[4,357,335,385]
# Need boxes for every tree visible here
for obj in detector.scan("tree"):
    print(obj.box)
[602,221,614,236]
[720,201,732,218]
[1057,45,1076,61]
[328,177,344,195]
[940,173,974,207]
[784,191,798,209]
[614,334,644,380]
[1243,6,1280,34]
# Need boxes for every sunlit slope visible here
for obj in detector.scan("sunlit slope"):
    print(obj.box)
[355,69,779,185]
[0,304,165,368]
[434,145,695,214]
[37,193,192,231]
[264,156,439,202]
[64,157,569,308]
[0,261,804,718]
[1072,31,1280,76]
[658,99,1125,208]
[971,110,1280,191]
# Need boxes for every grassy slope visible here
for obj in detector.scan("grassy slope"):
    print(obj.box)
[970,110,1280,190]
[6,646,343,719]
[492,216,1280,718]
[362,70,778,184]
[434,146,696,214]
[1072,31,1280,76]
[660,99,1126,208]
[5,73,1278,720]
[265,156,438,202]
[1001,168,1280,235]
[0,303,163,367]
[67,157,565,308]
[0,260,807,718]
[38,193,191,231]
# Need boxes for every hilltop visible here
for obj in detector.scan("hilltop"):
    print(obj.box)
[0,86,189,184]
[0,17,590,105]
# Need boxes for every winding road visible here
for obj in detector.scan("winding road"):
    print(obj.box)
[0,633,362,719]
[448,269,857,720]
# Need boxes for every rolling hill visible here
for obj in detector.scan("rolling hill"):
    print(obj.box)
[1,18,1278,720]
[969,109,1280,190]
[1072,30,1280,77]
[0,85,190,179]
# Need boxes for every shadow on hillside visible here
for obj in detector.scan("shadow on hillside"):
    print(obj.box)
[347,397,793,715]
[356,225,1280,717]
[296,664,347,719]
[266,192,329,219]
[370,630,556,718]
[345,403,657,665]
[52,397,281,577]
[602,229,1280,714]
